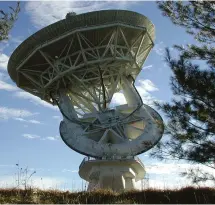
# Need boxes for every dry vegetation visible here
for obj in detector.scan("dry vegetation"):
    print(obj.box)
[0,187,214,204]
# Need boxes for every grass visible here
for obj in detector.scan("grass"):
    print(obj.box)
[0,186,214,204]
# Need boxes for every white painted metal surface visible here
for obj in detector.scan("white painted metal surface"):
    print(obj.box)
[7,10,164,192]
[8,11,154,105]
[59,74,163,157]
[79,156,145,191]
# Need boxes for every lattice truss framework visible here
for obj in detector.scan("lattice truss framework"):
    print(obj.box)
[17,24,154,114]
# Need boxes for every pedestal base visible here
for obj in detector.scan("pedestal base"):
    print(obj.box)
[79,157,145,192]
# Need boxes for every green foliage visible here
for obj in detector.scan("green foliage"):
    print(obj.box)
[0,2,20,41]
[151,1,215,184]
[158,1,215,43]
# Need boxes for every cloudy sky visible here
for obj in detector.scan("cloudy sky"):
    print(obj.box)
[0,1,214,191]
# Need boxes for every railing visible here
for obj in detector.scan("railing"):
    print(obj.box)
[79,155,144,169]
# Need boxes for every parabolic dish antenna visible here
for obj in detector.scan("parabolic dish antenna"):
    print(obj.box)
[8,10,164,159]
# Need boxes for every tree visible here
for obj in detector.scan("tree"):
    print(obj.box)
[0,2,20,41]
[151,1,215,185]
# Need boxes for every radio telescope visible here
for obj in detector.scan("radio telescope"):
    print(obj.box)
[8,10,164,191]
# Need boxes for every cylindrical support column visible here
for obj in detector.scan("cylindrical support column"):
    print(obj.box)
[120,76,141,107]
[99,172,125,191]
[88,179,99,191]
[79,158,145,192]
[124,177,135,190]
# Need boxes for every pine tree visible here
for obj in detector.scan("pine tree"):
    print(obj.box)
[151,1,215,184]
[0,2,20,41]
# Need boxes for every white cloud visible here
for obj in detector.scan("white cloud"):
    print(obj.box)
[45,136,60,141]
[14,91,58,110]
[0,80,59,111]
[0,76,58,111]
[46,136,56,141]
[0,53,9,71]
[136,79,159,106]
[33,176,65,190]
[29,120,41,124]
[0,72,12,83]
[2,35,24,52]
[145,163,189,175]
[142,65,153,70]
[0,72,7,80]
[0,80,17,91]
[62,169,78,173]
[14,117,26,122]
[25,1,136,28]
[53,115,62,120]
[0,175,65,190]
[23,134,41,139]
[0,107,35,120]
[14,118,42,124]
[111,92,126,106]
[138,79,158,92]
[0,41,9,53]
[145,162,215,177]
[22,134,60,141]
[153,41,165,56]
[0,164,16,168]
[111,79,159,106]
[10,35,24,45]
[135,162,215,190]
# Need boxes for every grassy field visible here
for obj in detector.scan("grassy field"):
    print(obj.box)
[0,187,214,204]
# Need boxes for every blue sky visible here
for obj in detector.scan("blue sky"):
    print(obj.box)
[0,1,214,190]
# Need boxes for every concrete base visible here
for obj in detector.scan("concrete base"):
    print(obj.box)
[79,157,145,192]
